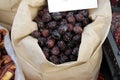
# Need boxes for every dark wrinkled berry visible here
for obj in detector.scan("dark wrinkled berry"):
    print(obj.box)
[75,13,84,22]
[43,7,49,13]
[72,34,81,41]
[57,41,66,51]
[47,21,57,29]
[59,55,69,63]
[42,13,51,22]
[69,55,77,61]
[51,13,62,20]
[61,12,67,17]
[38,11,44,18]
[42,29,49,37]
[34,17,41,23]
[60,19,67,25]
[67,24,73,31]
[49,55,59,64]
[64,49,72,56]
[63,32,72,41]
[78,10,88,17]
[52,30,61,39]
[30,30,41,39]
[38,37,46,47]
[67,41,75,48]
[37,21,44,29]
[75,23,83,27]
[43,47,50,59]
[72,47,79,56]
[51,46,60,55]
[58,25,68,34]
[46,39,55,48]
[66,12,75,24]
[83,18,90,26]
[73,26,83,34]
[43,47,50,52]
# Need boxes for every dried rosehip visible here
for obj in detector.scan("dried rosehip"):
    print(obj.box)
[43,6,49,13]
[49,55,59,64]
[61,12,67,17]
[46,39,55,48]
[60,19,67,25]
[30,30,41,39]
[59,54,69,63]
[38,11,44,18]
[43,47,50,59]
[31,6,92,64]
[69,55,77,61]
[47,21,57,29]
[83,18,90,26]
[64,49,72,56]
[41,29,49,37]
[52,30,61,40]
[72,34,81,41]
[66,12,75,24]
[75,13,84,22]
[67,24,73,31]
[67,41,75,48]
[73,25,83,34]
[42,13,51,22]
[37,21,44,29]
[51,46,60,55]
[72,47,79,56]
[58,25,68,34]
[51,13,62,20]
[63,32,72,41]
[38,37,46,47]
[57,41,66,51]
[78,10,88,17]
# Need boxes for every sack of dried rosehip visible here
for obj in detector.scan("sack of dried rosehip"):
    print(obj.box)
[11,0,112,80]
[0,26,25,80]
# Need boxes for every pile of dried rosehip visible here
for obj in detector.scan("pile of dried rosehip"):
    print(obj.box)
[31,6,92,64]
[0,29,16,80]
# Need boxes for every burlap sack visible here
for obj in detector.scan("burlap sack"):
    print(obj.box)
[0,25,25,80]
[0,0,21,30]
[11,0,112,80]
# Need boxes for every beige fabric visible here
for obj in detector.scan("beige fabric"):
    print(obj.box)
[11,0,112,80]
[0,0,21,30]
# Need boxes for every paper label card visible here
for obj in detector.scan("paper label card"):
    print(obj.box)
[48,0,97,12]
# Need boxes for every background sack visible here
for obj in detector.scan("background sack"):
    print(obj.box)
[0,25,25,80]
[0,0,21,30]
[11,0,112,80]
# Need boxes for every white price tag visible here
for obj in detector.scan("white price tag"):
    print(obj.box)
[48,0,97,12]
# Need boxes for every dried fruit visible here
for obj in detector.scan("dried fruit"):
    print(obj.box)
[31,6,92,64]
[51,13,62,20]
[46,39,55,48]
[47,21,57,29]
[58,25,68,34]
[42,13,51,22]
[73,25,83,34]
[52,30,61,40]
[0,29,16,80]
[49,55,59,64]
[57,41,66,51]
[41,29,49,37]
[51,46,60,55]
[38,37,46,47]
[30,30,41,39]
[66,12,75,24]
